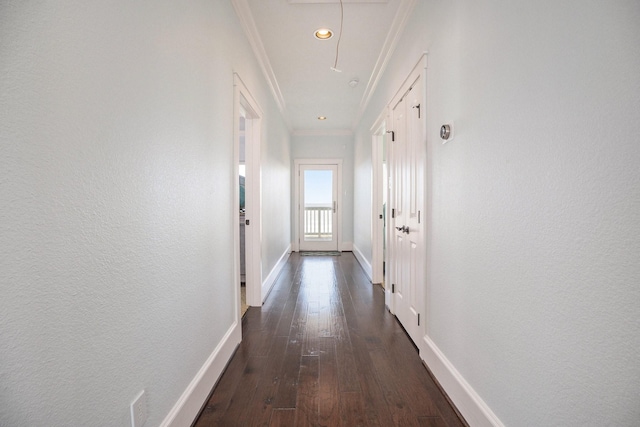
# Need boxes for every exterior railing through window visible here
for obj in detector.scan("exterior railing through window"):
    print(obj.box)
[304,205,332,240]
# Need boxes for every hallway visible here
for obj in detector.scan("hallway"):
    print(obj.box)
[194,253,465,426]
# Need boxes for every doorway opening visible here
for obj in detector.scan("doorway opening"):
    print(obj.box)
[234,74,263,322]
[371,118,388,287]
[238,113,248,316]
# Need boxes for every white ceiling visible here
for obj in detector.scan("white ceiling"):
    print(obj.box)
[234,0,414,133]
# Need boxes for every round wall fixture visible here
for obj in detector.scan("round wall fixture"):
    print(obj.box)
[440,123,454,143]
[314,28,333,40]
[440,124,451,140]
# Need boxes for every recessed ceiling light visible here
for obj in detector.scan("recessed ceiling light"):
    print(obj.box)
[314,28,333,40]
[318,116,327,120]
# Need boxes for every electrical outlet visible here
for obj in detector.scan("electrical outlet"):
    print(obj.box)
[130,390,148,427]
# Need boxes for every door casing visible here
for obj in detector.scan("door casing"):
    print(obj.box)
[234,74,263,312]
[293,159,343,252]
[385,55,428,351]
[371,113,388,287]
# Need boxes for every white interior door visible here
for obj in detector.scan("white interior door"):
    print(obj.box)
[298,164,339,252]
[389,71,425,345]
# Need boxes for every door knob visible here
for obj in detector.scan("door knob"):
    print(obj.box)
[395,225,409,234]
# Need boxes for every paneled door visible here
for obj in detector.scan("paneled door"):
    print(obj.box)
[388,64,425,346]
[298,164,339,252]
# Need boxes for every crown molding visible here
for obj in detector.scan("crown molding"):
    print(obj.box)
[289,0,387,3]
[291,129,353,137]
[352,0,416,129]
[232,0,287,115]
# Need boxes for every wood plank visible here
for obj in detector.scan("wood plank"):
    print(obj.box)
[418,361,469,427]
[269,409,296,427]
[338,260,395,426]
[417,416,449,427]
[261,259,299,319]
[236,336,289,426]
[302,301,320,356]
[346,330,396,427]
[193,347,249,426]
[317,337,340,426]
[241,327,274,358]
[382,340,441,418]
[294,355,319,427]
[273,282,307,408]
[331,262,361,394]
[338,391,367,427]
[217,356,265,426]
[273,274,303,337]
[318,299,332,338]
[368,348,421,426]
[272,339,302,408]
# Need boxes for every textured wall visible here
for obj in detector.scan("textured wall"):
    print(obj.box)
[352,131,374,261]
[262,117,292,273]
[0,1,290,426]
[354,0,640,425]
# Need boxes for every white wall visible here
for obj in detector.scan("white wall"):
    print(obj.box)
[0,1,290,426]
[291,133,354,249]
[353,130,374,262]
[354,0,640,425]
[262,119,292,273]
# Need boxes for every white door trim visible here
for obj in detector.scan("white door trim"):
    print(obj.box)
[298,164,339,252]
[385,54,428,350]
[234,73,263,310]
[371,109,389,288]
[293,159,343,252]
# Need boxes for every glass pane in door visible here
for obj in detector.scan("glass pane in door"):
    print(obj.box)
[303,170,333,242]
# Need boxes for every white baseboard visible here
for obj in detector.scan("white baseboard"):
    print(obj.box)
[262,245,291,303]
[159,321,241,427]
[421,335,504,427]
[352,244,372,281]
[385,288,393,313]
[340,241,353,251]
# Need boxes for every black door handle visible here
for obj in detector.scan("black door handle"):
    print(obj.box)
[395,225,409,234]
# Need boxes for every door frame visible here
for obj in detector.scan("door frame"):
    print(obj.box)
[371,110,389,289]
[384,54,428,349]
[234,73,263,311]
[298,164,339,252]
[293,159,343,252]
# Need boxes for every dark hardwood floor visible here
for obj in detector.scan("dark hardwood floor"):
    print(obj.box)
[193,252,466,427]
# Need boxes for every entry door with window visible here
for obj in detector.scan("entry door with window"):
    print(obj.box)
[299,164,338,252]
